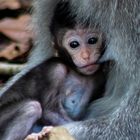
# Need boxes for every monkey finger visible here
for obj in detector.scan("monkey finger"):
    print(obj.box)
[24,133,42,140]
[41,126,54,136]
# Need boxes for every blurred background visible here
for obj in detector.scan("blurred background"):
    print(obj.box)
[0,0,33,88]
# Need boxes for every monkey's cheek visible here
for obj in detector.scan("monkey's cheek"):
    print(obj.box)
[79,64,99,75]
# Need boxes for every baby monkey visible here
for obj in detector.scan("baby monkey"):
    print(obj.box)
[25,26,107,140]
[41,26,106,124]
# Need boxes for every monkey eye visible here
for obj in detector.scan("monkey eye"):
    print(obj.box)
[88,37,98,45]
[69,41,80,49]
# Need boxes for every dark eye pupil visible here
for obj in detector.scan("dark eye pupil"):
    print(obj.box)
[70,41,80,48]
[88,37,98,44]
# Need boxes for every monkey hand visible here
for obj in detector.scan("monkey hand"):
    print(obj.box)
[42,126,75,140]
[24,126,53,140]
[24,126,75,140]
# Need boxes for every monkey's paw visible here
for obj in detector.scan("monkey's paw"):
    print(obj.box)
[24,133,42,140]
[24,126,75,140]
[45,126,75,140]
[24,126,53,140]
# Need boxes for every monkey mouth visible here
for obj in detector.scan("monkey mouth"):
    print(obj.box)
[80,63,98,69]
[79,63,100,73]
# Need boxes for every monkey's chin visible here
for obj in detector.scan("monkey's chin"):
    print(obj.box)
[79,64,100,75]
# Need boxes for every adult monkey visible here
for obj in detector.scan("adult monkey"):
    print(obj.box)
[0,0,140,140]
[29,0,140,140]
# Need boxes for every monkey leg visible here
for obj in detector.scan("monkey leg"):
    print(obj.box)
[0,100,42,140]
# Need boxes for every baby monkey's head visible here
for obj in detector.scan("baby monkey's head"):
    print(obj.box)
[53,26,105,75]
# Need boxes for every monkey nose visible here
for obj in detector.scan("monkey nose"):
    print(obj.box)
[81,51,90,61]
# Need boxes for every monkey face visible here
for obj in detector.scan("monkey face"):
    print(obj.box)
[62,28,103,75]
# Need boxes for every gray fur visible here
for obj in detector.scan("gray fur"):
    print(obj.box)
[63,0,140,139]
[30,0,60,63]
[0,0,139,139]
[0,0,59,98]
[31,0,140,139]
